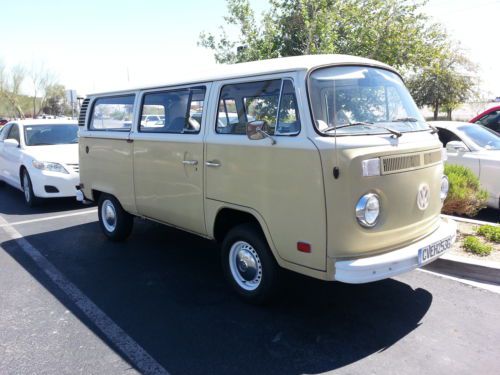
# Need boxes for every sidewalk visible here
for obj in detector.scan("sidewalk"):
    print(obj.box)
[424,215,500,286]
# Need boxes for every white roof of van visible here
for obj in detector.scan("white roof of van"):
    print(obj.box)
[88,54,397,96]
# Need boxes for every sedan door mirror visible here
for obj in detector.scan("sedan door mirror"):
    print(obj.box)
[446,140,468,153]
[4,138,20,148]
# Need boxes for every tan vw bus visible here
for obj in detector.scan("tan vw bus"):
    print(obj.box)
[77,55,456,303]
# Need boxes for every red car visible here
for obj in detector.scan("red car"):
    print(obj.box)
[0,118,9,126]
[470,106,500,133]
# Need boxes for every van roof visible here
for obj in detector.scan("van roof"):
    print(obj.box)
[88,54,397,96]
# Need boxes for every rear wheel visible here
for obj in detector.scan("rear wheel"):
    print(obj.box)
[21,170,39,207]
[98,194,133,241]
[221,224,280,304]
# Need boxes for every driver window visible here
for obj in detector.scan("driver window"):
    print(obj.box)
[216,79,301,135]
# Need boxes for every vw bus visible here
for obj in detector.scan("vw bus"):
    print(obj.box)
[77,55,456,303]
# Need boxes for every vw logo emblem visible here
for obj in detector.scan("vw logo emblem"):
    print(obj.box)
[417,184,430,211]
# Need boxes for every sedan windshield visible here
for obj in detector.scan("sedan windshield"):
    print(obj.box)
[24,124,78,146]
[458,125,500,150]
[309,66,428,135]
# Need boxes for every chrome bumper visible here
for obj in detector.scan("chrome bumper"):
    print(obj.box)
[334,216,457,284]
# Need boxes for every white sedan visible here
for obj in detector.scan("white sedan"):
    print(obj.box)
[432,121,500,209]
[0,120,79,206]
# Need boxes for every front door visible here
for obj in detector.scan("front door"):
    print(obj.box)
[132,85,208,235]
[1,124,22,186]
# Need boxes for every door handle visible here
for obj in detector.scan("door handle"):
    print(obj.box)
[182,160,198,166]
[205,160,221,167]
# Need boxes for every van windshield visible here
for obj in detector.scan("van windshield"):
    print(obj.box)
[309,66,429,136]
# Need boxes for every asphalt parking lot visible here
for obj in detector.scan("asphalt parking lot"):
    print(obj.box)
[1,184,499,375]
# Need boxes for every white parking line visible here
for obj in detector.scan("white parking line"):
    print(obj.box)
[417,268,500,294]
[0,215,169,375]
[0,209,98,228]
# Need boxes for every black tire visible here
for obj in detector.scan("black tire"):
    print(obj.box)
[98,194,133,241]
[221,223,281,304]
[21,169,39,207]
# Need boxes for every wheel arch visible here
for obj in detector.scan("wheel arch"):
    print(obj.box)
[211,205,281,263]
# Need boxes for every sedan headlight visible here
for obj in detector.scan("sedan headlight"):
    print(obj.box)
[440,175,449,202]
[355,193,380,228]
[32,160,69,174]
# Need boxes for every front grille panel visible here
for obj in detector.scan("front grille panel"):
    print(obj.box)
[423,150,442,165]
[380,149,441,175]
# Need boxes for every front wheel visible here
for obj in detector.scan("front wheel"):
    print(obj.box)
[21,170,39,207]
[98,194,133,241]
[221,224,281,304]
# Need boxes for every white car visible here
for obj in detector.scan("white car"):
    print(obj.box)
[0,120,80,206]
[432,121,500,209]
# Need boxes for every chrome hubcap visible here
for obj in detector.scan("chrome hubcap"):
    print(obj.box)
[102,200,117,232]
[229,241,262,291]
[23,174,30,202]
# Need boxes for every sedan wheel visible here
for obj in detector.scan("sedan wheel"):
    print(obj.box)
[21,171,38,207]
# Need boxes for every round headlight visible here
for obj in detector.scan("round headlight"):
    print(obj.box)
[356,193,380,228]
[440,175,449,202]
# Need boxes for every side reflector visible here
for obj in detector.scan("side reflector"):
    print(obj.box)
[297,242,311,253]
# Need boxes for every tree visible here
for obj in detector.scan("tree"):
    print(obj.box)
[199,0,448,71]
[407,50,477,120]
[42,84,71,116]
[0,62,27,118]
[29,63,54,117]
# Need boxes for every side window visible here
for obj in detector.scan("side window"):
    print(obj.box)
[90,95,135,131]
[140,87,206,134]
[1,124,12,141]
[7,124,20,143]
[478,111,500,132]
[216,79,301,135]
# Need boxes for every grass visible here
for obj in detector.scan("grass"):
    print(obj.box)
[476,225,500,243]
[463,236,493,256]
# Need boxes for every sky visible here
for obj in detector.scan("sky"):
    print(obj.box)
[1,0,499,98]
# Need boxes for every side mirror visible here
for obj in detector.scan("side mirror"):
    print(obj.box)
[246,120,265,140]
[446,140,468,153]
[4,138,19,148]
[246,120,276,145]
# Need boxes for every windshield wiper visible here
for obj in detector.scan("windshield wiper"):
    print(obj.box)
[390,117,438,134]
[323,121,374,133]
[324,121,402,138]
[390,117,419,122]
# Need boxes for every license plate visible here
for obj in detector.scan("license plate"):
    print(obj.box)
[418,236,452,265]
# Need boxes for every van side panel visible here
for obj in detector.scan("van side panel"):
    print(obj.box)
[205,136,327,271]
[79,134,137,214]
[132,134,206,235]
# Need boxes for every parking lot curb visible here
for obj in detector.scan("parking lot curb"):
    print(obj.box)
[423,253,500,286]
[423,215,500,285]
[441,214,499,226]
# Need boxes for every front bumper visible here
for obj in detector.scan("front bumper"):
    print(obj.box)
[334,216,457,284]
[29,167,80,198]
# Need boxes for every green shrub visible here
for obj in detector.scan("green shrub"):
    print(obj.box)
[463,236,492,256]
[442,164,488,217]
[476,225,500,243]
